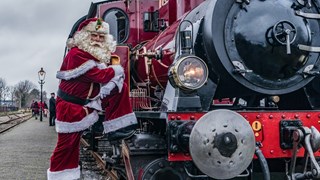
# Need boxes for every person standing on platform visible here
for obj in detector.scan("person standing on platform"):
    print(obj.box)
[31,101,39,120]
[47,18,137,180]
[30,100,35,117]
[49,93,56,126]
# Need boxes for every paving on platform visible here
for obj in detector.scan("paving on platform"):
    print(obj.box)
[0,116,57,180]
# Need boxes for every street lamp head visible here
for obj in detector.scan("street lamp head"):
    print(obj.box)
[38,67,46,81]
[38,67,45,122]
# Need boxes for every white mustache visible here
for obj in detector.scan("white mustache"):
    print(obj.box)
[90,41,104,48]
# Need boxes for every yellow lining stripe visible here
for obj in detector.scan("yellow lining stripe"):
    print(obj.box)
[87,83,93,99]
[83,107,89,116]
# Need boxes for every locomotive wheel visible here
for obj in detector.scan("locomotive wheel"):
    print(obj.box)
[140,158,189,180]
[189,109,255,179]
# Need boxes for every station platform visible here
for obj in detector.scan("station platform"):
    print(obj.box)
[0,116,56,179]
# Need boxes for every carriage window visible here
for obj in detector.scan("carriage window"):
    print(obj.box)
[103,8,129,43]
[143,11,159,32]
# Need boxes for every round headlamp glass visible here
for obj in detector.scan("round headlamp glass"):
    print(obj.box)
[170,56,208,90]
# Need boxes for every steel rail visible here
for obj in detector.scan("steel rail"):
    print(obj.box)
[0,113,32,134]
[80,138,119,180]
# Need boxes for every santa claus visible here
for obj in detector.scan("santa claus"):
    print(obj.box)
[47,18,137,180]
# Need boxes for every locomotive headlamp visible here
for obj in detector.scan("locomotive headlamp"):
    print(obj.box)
[169,56,208,91]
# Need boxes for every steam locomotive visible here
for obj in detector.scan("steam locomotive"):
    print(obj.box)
[70,0,320,179]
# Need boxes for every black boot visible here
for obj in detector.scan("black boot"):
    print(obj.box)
[106,125,136,141]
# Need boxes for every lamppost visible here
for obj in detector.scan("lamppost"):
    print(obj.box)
[38,67,46,122]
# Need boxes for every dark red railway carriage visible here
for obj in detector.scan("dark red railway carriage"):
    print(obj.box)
[70,0,320,179]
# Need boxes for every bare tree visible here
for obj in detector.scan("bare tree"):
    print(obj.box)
[14,80,36,108]
[0,78,7,103]
[3,86,11,101]
[7,86,15,106]
[29,88,40,100]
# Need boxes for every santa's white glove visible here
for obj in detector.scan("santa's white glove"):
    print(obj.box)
[84,98,102,111]
[99,65,125,99]
[112,75,124,92]
[100,81,116,99]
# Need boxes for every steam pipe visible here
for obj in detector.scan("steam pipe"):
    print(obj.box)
[255,146,270,180]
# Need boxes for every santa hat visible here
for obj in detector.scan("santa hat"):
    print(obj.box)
[78,18,110,34]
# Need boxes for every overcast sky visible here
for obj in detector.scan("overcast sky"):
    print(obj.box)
[0,0,91,97]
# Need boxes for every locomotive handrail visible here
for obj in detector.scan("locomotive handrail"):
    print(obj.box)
[298,44,320,53]
[295,10,320,19]
[176,19,194,56]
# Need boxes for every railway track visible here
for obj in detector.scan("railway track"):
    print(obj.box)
[0,113,32,134]
[80,138,119,180]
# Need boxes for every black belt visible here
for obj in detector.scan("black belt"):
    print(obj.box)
[57,89,90,106]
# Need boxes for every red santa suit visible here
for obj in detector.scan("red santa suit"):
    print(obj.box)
[47,18,137,180]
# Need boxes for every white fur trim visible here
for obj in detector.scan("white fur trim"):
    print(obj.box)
[84,21,109,34]
[103,112,137,133]
[47,166,80,180]
[56,60,97,80]
[96,62,107,69]
[108,65,124,77]
[55,111,99,133]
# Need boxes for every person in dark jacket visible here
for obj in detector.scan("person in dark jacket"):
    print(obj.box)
[31,101,39,120]
[49,93,56,126]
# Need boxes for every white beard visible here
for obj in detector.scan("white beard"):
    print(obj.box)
[78,38,111,63]
[82,43,110,63]
[68,30,116,63]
